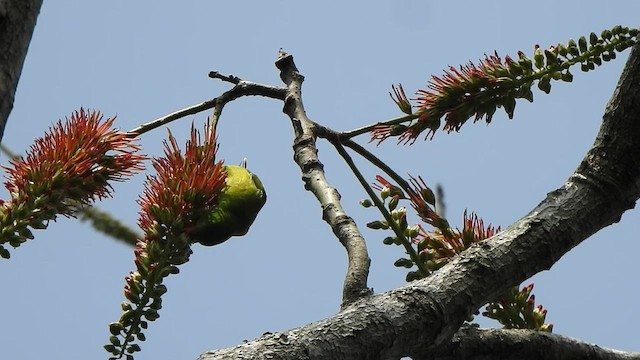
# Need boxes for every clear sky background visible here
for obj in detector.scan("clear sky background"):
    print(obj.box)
[1,2,639,359]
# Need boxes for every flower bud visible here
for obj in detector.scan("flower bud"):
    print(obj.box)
[359,199,373,208]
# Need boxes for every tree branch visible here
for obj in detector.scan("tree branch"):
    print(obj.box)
[127,79,285,136]
[275,51,372,309]
[421,327,640,360]
[198,45,640,360]
[0,0,43,142]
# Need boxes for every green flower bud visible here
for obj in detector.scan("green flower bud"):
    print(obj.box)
[578,36,588,52]
[388,197,399,211]
[405,225,420,238]
[127,344,142,353]
[366,220,389,230]
[391,207,406,220]
[143,309,159,321]
[533,47,544,69]
[382,236,395,245]
[359,199,373,208]
[0,246,10,259]
[544,49,557,65]
[109,322,124,335]
[394,258,413,268]
[556,43,568,57]
[405,271,421,282]
[589,32,598,46]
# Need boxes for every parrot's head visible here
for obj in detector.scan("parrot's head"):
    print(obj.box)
[194,159,266,246]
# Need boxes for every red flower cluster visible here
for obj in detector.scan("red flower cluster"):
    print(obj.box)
[137,126,226,240]
[0,109,144,258]
[4,109,144,212]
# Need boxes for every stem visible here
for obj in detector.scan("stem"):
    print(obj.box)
[341,139,413,194]
[340,114,417,140]
[127,81,286,138]
[330,140,429,277]
[127,99,217,137]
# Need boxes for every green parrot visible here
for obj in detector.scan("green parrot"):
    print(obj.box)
[195,159,267,246]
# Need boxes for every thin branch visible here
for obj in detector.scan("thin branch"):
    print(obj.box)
[340,137,413,192]
[330,138,429,277]
[126,80,286,136]
[199,45,640,360]
[340,113,416,140]
[275,52,372,308]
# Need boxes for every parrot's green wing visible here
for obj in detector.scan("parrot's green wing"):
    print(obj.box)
[195,165,266,246]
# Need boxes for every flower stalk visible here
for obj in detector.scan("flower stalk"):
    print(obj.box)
[105,125,227,359]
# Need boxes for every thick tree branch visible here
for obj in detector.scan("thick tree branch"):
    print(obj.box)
[275,51,372,309]
[199,45,640,360]
[0,0,42,142]
[420,327,640,360]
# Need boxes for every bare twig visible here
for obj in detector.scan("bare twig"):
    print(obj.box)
[340,114,416,140]
[208,71,241,85]
[127,80,286,136]
[275,53,372,308]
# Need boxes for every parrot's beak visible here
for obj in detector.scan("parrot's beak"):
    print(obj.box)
[240,158,247,168]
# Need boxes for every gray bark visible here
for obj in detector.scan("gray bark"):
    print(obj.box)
[0,0,42,142]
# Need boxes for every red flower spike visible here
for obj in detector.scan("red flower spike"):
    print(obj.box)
[3,109,144,215]
[110,124,226,359]
[0,109,144,255]
[137,125,226,237]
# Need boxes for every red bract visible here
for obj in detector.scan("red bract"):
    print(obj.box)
[137,125,226,238]
[3,109,144,215]
[462,210,501,244]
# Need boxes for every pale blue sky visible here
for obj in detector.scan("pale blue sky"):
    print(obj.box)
[1,2,639,359]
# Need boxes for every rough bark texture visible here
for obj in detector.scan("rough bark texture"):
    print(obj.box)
[0,0,42,143]
[198,45,640,360]
[423,327,640,360]
[277,52,373,309]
